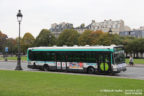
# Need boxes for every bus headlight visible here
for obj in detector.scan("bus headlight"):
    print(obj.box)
[112,65,118,71]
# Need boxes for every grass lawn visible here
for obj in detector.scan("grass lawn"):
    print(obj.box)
[0,57,3,60]
[0,56,27,61]
[126,58,144,64]
[0,70,143,96]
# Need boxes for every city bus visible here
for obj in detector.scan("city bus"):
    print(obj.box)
[27,45,126,74]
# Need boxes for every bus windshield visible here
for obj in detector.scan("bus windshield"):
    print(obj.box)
[114,52,125,64]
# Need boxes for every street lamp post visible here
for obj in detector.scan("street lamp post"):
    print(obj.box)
[49,35,51,46]
[15,10,23,70]
[109,27,112,34]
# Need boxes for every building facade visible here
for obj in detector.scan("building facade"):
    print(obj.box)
[49,22,73,37]
[86,19,131,34]
[49,19,131,37]
[139,26,144,30]
[119,30,144,38]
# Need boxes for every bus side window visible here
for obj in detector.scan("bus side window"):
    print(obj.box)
[91,52,97,63]
[34,51,45,61]
[80,52,85,62]
[51,52,55,61]
[61,52,66,62]
[98,55,103,63]
[72,52,81,62]
[56,52,66,62]
[67,52,73,62]
[56,52,60,62]
[84,52,88,62]
[45,52,51,61]
[95,52,99,63]
[84,52,93,63]
[29,51,34,60]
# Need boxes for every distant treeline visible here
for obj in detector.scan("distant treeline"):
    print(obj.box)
[0,29,144,58]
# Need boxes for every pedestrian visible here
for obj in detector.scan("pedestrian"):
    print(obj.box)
[129,56,134,66]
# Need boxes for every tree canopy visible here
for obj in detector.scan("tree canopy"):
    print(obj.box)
[0,31,8,53]
[22,32,35,54]
[57,29,79,46]
[1,28,144,58]
[78,30,92,45]
[3,38,17,54]
[34,29,56,46]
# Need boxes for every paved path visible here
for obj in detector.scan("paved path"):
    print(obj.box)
[0,61,144,80]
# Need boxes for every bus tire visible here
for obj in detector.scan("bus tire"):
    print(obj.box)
[87,67,95,74]
[32,63,36,69]
[43,64,49,71]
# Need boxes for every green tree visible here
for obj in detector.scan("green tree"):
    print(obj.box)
[22,32,35,54]
[111,34,124,45]
[89,30,104,45]
[122,37,135,57]
[138,38,144,58]
[96,33,113,45]
[34,29,56,46]
[98,33,124,45]
[78,30,92,45]
[57,29,79,46]
[3,38,17,55]
[80,23,85,28]
[129,38,142,58]
[0,31,8,53]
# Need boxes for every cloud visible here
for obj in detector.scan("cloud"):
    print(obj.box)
[0,0,144,38]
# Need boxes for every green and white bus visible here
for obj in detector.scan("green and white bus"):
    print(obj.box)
[27,45,126,74]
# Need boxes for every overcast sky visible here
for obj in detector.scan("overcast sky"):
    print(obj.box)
[0,0,144,38]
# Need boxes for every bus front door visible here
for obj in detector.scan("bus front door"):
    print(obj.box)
[56,54,67,71]
[98,53,111,73]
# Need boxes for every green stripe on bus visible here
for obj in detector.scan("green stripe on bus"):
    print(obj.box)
[27,49,29,61]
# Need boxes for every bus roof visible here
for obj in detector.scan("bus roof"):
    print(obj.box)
[28,45,123,52]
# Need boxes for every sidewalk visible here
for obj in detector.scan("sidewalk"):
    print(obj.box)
[0,60,27,63]
[126,64,144,67]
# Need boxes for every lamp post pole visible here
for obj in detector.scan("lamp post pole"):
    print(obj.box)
[109,26,112,34]
[15,10,23,70]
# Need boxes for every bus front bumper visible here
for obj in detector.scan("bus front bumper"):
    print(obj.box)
[112,63,127,73]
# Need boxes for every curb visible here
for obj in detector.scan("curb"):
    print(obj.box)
[126,64,144,67]
[0,60,27,63]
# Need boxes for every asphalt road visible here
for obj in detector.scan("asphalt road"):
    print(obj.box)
[0,61,144,80]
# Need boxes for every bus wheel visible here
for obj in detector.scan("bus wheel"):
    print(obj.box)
[87,67,95,74]
[43,64,49,71]
[32,63,36,69]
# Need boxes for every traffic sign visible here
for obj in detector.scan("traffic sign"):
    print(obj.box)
[5,47,8,52]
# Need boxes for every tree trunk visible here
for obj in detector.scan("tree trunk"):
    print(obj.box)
[136,52,138,58]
